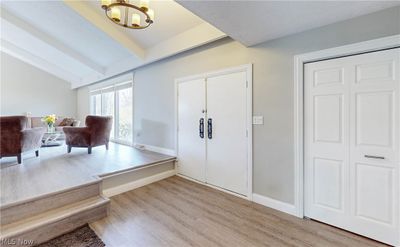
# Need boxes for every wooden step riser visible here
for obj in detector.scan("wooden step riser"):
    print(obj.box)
[1,182,101,226]
[0,201,109,247]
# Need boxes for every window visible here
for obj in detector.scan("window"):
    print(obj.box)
[90,82,133,145]
[90,93,102,116]
[116,85,133,142]
[101,89,115,139]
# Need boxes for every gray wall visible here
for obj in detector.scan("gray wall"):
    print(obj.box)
[1,52,77,117]
[77,6,400,204]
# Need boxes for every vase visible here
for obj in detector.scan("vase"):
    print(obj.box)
[47,124,55,133]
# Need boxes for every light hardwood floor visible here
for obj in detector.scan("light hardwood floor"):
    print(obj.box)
[90,176,386,247]
[0,143,174,206]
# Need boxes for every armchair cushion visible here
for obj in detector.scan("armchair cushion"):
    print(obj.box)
[59,118,75,126]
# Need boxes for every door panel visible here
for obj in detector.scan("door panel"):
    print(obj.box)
[356,92,393,147]
[177,79,206,182]
[206,71,248,195]
[313,158,344,211]
[356,60,395,84]
[355,163,393,224]
[305,48,399,245]
[314,95,343,143]
[314,67,344,86]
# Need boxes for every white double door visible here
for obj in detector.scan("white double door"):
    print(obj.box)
[177,71,248,196]
[305,48,399,245]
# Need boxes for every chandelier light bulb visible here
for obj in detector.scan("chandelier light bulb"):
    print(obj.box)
[147,8,154,22]
[111,7,121,22]
[101,0,111,9]
[140,0,149,12]
[131,13,141,27]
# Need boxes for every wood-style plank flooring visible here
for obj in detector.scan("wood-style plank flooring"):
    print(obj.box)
[90,176,386,247]
[0,143,174,206]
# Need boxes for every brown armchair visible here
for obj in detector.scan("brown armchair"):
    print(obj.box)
[0,116,45,164]
[63,115,112,154]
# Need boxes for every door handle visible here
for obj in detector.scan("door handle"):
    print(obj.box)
[199,118,204,139]
[364,155,385,160]
[207,118,212,139]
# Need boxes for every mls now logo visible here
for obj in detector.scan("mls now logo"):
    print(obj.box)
[0,238,35,246]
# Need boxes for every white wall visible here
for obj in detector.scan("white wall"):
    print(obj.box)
[0,52,77,117]
[77,7,400,204]
[76,86,90,124]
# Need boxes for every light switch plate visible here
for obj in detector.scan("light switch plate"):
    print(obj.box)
[253,116,264,125]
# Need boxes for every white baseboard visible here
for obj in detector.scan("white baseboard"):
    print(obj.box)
[105,166,299,218]
[252,193,298,217]
[134,143,176,156]
[103,169,176,197]
[177,175,298,217]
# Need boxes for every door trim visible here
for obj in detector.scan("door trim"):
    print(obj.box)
[175,64,253,199]
[293,34,400,221]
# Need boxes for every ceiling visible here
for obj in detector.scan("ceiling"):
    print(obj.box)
[86,0,204,49]
[177,1,400,47]
[1,1,399,88]
[0,0,225,88]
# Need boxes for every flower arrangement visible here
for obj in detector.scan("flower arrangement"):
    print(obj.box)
[42,114,57,132]
[42,114,57,126]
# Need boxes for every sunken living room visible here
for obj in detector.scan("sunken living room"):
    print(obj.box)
[1,1,400,247]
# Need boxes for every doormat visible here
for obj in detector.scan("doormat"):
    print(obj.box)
[37,224,105,247]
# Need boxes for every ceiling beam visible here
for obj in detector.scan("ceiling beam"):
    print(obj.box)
[0,9,105,76]
[71,23,226,88]
[63,0,145,60]
[145,23,226,63]
[1,39,80,83]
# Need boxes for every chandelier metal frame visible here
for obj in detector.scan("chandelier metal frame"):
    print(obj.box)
[102,0,153,30]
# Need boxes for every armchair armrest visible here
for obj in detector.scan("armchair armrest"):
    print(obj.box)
[63,127,91,146]
[21,127,45,152]
[1,132,23,155]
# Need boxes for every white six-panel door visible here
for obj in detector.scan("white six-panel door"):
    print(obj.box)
[305,48,399,245]
[177,78,206,182]
[206,71,248,195]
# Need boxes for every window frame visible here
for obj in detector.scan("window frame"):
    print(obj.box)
[89,81,134,145]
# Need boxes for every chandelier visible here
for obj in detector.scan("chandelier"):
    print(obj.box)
[101,0,154,29]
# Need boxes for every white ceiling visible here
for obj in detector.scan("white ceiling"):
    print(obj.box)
[87,0,204,49]
[0,0,225,88]
[2,1,130,74]
[1,1,399,88]
[177,1,400,47]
